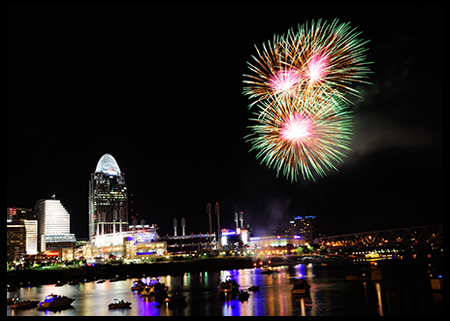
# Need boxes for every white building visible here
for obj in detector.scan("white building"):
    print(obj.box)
[24,220,38,255]
[35,199,76,252]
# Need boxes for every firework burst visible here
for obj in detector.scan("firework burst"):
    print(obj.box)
[243,19,371,182]
[242,34,300,108]
[243,19,372,107]
[288,19,373,104]
[246,93,353,182]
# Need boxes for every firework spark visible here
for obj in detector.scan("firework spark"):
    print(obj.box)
[246,93,353,182]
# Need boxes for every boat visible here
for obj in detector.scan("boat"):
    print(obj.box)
[38,294,75,310]
[68,280,80,286]
[110,275,127,283]
[219,277,240,294]
[10,300,39,310]
[237,290,250,302]
[108,299,132,309]
[97,279,106,284]
[140,280,168,298]
[164,294,187,304]
[7,298,18,306]
[131,280,146,292]
[291,278,311,295]
[248,285,260,292]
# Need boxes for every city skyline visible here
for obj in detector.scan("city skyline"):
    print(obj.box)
[7,5,443,239]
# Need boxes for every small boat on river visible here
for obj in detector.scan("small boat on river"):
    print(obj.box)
[38,294,75,310]
[108,299,132,309]
[109,275,127,283]
[248,285,260,292]
[164,294,186,304]
[237,290,250,302]
[140,279,168,298]
[131,280,146,292]
[291,278,311,295]
[11,300,39,310]
[219,277,240,294]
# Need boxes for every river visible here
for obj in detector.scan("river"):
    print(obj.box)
[7,261,443,316]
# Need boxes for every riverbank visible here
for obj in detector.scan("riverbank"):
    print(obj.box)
[7,257,255,286]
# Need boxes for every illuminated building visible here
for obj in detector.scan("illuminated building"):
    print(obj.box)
[35,199,76,252]
[290,216,316,243]
[7,220,26,262]
[6,207,38,255]
[89,154,128,241]
[248,235,305,251]
[7,207,36,220]
[74,224,167,260]
[24,220,38,255]
[163,234,216,254]
[220,228,250,248]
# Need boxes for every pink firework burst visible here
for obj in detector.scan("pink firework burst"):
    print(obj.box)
[269,68,301,94]
[280,112,314,142]
[306,53,329,84]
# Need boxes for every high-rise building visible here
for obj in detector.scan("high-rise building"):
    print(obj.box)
[290,216,316,243]
[6,207,38,255]
[24,220,38,255]
[7,220,26,262]
[35,199,76,252]
[7,207,36,221]
[89,154,128,241]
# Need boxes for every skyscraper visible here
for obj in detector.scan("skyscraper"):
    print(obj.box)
[89,154,128,241]
[35,199,76,252]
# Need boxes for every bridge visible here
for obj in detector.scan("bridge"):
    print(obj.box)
[314,225,443,248]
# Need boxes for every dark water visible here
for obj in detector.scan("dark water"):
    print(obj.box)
[7,262,443,316]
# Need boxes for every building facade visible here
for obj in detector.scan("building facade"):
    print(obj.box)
[290,216,316,243]
[249,235,306,251]
[89,154,128,241]
[7,207,36,221]
[35,199,76,252]
[7,220,27,262]
[74,225,167,261]
[6,207,38,255]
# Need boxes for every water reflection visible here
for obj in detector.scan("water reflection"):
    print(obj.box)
[7,263,442,316]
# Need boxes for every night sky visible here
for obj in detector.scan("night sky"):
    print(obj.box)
[7,5,443,239]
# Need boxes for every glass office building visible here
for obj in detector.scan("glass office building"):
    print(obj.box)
[89,154,128,241]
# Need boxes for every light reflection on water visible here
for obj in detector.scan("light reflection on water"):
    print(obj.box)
[7,264,443,316]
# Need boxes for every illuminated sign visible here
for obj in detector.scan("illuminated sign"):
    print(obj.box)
[222,231,236,236]
[293,216,316,220]
[136,252,154,256]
